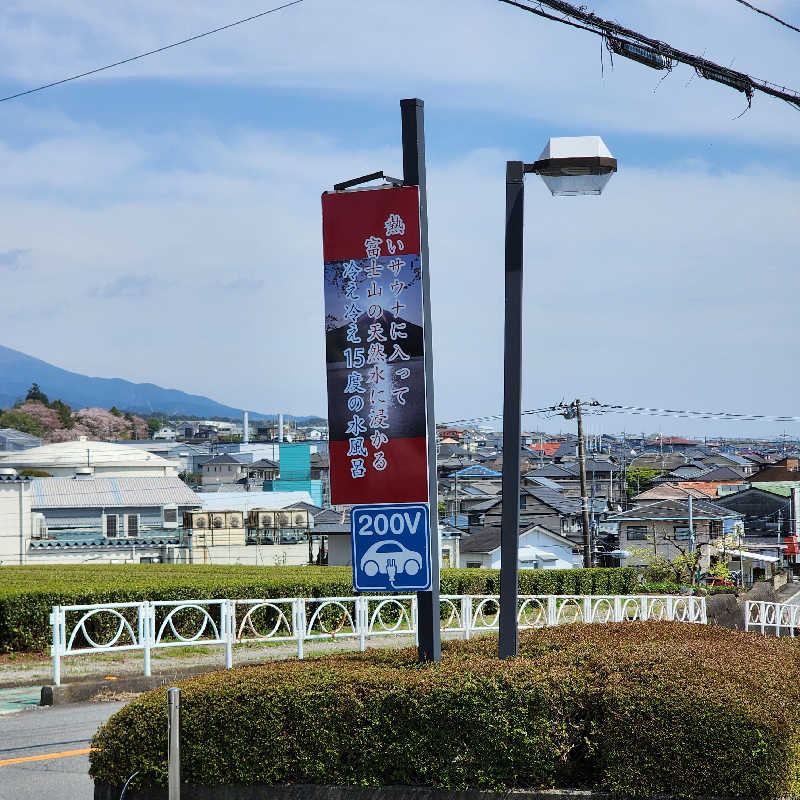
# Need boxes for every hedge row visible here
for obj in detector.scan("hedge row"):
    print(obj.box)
[90,622,800,799]
[0,565,638,653]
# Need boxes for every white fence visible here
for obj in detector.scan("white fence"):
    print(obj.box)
[745,600,800,637]
[49,593,707,685]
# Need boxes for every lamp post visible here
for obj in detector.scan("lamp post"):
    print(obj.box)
[499,137,617,660]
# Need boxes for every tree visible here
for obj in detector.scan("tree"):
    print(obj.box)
[110,406,122,418]
[147,417,164,435]
[49,399,74,429]
[0,410,46,438]
[25,382,49,405]
[626,466,661,498]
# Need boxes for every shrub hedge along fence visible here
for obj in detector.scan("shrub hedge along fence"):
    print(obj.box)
[90,622,800,799]
[0,565,638,653]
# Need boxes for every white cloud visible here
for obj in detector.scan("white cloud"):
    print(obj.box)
[0,0,798,434]
[1,1,799,143]
[0,118,798,437]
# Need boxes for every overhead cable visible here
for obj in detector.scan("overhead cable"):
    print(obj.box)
[497,0,800,111]
[0,0,304,104]
[440,401,800,428]
[731,0,800,35]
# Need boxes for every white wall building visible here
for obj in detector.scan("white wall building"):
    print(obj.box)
[0,438,180,478]
[0,473,33,565]
[459,525,580,570]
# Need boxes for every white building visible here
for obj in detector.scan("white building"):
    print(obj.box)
[0,472,33,565]
[0,438,180,478]
[458,525,580,570]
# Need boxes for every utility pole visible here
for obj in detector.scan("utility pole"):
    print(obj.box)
[401,97,441,663]
[575,400,592,568]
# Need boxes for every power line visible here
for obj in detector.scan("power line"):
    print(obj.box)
[731,0,800,35]
[594,404,800,423]
[440,401,800,428]
[0,0,304,105]
[497,0,800,112]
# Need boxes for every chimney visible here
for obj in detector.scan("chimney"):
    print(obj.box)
[243,412,249,444]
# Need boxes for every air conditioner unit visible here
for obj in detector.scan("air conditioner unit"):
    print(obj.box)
[250,510,275,529]
[162,505,179,529]
[293,510,309,528]
[104,514,121,538]
[184,511,208,530]
[30,513,47,540]
[125,514,140,538]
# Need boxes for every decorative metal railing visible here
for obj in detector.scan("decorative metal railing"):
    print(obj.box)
[49,593,707,685]
[745,600,800,637]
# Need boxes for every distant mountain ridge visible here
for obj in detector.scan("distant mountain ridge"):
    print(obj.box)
[0,344,323,423]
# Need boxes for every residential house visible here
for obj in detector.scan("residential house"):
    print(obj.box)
[749,457,800,483]
[632,483,713,504]
[696,450,757,477]
[523,459,620,503]
[714,483,800,536]
[477,486,605,548]
[604,499,743,573]
[629,451,688,471]
[200,453,249,489]
[459,524,579,570]
[672,466,749,500]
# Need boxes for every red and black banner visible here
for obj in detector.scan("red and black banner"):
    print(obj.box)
[322,186,429,505]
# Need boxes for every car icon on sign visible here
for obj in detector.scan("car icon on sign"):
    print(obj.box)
[360,540,422,579]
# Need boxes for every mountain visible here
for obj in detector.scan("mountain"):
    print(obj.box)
[0,344,305,421]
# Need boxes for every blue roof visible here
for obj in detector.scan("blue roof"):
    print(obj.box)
[440,514,469,529]
[452,464,501,478]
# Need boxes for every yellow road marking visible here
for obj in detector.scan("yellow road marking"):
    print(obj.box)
[0,747,95,767]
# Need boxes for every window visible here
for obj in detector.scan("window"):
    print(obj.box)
[626,526,647,541]
[673,526,691,540]
[127,515,139,537]
[164,508,178,524]
[466,561,482,569]
[105,515,118,538]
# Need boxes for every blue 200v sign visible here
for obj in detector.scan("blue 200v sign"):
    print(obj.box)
[350,503,431,592]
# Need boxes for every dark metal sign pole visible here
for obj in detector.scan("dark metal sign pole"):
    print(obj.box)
[499,160,525,659]
[401,98,441,663]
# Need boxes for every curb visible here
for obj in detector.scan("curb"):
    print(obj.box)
[40,664,224,706]
[94,785,615,800]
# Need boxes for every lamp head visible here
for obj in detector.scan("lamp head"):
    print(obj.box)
[528,136,617,196]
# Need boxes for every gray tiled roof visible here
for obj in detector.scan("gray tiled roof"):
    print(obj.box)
[30,476,201,509]
[606,498,740,522]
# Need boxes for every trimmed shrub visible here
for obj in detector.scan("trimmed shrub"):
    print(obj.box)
[90,622,800,799]
[0,565,637,653]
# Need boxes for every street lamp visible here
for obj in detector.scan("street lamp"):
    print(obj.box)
[499,136,617,660]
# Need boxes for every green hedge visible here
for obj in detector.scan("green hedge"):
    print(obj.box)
[0,565,637,653]
[90,622,800,799]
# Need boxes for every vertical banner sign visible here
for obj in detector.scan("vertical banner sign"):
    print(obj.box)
[322,186,429,505]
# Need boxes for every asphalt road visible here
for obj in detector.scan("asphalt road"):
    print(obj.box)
[0,700,125,800]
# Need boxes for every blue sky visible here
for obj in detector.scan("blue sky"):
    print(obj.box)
[1,0,799,438]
